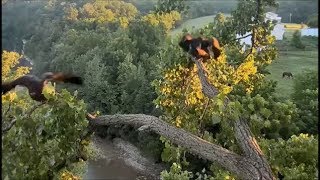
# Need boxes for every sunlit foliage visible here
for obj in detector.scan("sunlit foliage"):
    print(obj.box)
[259,134,318,180]
[2,51,89,179]
[291,70,318,134]
[143,11,181,33]
[77,0,138,28]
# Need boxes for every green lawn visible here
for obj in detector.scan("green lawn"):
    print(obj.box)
[170,14,230,37]
[267,36,318,99]
[267,50,318,98]
[171,15,216,36]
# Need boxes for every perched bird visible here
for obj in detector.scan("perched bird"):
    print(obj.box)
[2,72,83,102]
[179,34,222,61]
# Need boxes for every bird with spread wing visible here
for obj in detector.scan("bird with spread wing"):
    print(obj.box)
[2,72,83,102]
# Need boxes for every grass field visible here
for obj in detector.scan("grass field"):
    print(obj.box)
[267,32,318,99]
[170,14,231,37]
[170,15,217,36]
[266,50,318,98]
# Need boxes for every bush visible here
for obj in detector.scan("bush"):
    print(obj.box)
[291,69,318,134]
[291,30,305,49]
[259,134,318,180]
[307,14,318,27]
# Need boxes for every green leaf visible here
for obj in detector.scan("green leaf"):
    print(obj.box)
[248,103,255,111]
[260,108,272,119]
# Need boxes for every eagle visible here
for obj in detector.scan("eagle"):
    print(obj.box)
[2,72,83,102]
[179,34,222,61]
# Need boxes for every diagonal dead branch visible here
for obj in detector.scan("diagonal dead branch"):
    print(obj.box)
[89,114,268,179]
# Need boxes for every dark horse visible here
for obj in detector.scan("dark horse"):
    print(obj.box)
[282,72,293,78]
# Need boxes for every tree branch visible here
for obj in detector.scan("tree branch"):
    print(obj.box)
[2,103,44,134]
[233,33,253,41]
[191,58,219,98]
[89,114,269,180]
[2,119,17,133]
[234,118,274,180]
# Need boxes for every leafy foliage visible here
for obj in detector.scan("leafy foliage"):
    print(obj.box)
[154,0,188,15]
[259,134,318,180]
[76,0,138,28]
[142,11,181,33]
[291,70,318,134]
[22,1,167,115]
[291,30,305,49]
[2,51,89,179]
[160,163,193,180]
[307,14,318,27]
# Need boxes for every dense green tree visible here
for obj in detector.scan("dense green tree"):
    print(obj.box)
[275,0,318,23]
[307,14,318,27]
[291,30,305,49]
[291,70,318,134]
[259,134,318,179]
[154,0,188,15]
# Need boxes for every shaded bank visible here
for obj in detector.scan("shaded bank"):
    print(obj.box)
[84,136,165,180]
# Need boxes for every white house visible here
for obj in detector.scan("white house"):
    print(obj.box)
[301,28,319,37]
[265,12,282,24]
[237,12,285,47]
[272,24,285,40]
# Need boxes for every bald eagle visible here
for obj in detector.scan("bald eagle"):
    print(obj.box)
[2,72,83,102]
[179,34,222,61]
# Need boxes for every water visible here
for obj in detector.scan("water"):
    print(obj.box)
[84,158,142,180]
[84,136,162,180]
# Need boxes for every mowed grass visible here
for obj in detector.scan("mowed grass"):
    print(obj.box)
[171,15,217,36]
[267,32,318,99]
[170,14,231,37]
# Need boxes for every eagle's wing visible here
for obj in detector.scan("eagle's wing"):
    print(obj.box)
[46,72,83,85]
[211,37,221,59]
[2,75,40,95]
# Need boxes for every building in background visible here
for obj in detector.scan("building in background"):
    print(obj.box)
[237,12,285,48]
[265,12,282,23]
[301,28,319,37]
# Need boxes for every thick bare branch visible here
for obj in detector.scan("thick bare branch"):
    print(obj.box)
[191,58,219,98]
[89,114,271,180]
[234,118,274,180]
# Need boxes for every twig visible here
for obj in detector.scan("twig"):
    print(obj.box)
[3,104,11,116]
[199,98,210,138]
[233,33,253,41]
[199,98,210,120]
[2,103,44,134]
[2,119,17,133]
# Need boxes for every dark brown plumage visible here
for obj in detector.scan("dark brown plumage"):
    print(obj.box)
[2,72,83,102]
[179,34,222,61]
